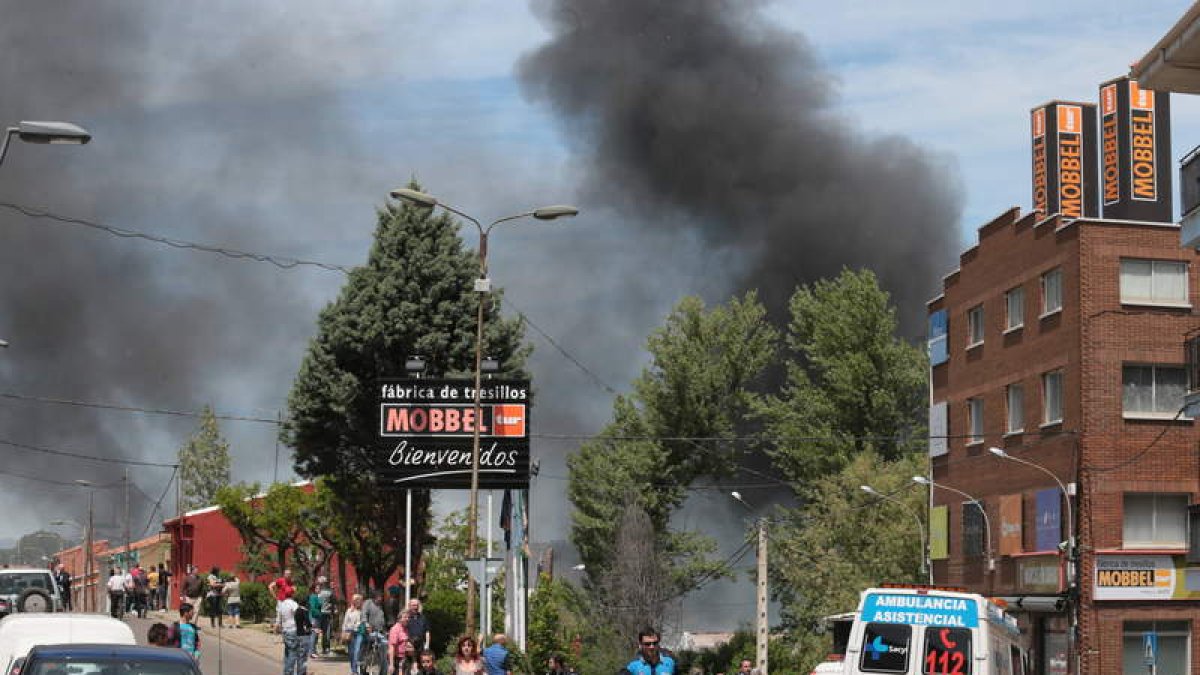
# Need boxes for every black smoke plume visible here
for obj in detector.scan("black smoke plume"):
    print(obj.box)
[519,0,962,330]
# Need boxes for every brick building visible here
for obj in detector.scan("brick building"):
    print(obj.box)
[928,208,1200,675]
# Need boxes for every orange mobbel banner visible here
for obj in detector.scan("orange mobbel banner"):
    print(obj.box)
[999,494,1023,556]
[1099,76,1172,222]
[1031,101,1097,219]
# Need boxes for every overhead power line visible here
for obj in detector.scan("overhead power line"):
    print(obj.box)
[0,391,280,425]
[0,437,178,468]
[0,201,351,273]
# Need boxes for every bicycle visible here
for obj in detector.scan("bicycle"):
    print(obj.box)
[358,629,386,675]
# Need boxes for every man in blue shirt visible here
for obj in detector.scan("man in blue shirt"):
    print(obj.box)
[621,627,674,675]
[482,633,513,675]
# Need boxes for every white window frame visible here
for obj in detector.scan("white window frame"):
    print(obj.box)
[967,398,984,446]
[1119,259,1190,308]
[1006,384,1024,435]
[1005,286,1025,333]
[1122,364,1190,420]
[1122,493,1189,549]
[967,305,984,348]
[1042,370,1063,426]
[1041,268,1063,317]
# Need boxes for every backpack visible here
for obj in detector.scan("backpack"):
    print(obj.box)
[295,606,313,636]
[169,621,201,650]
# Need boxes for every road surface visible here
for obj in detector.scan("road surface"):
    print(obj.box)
[128,615,285,675]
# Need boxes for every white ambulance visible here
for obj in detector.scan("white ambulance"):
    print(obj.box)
[843,586,1030,675]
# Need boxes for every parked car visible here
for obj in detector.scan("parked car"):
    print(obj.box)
[20,644,201,675]
[0,614,135,675]
[0,569,62,617]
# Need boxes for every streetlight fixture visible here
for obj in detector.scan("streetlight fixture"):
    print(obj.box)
[388,186,578,638]
[730,492,769,675]
[860,485,931,583]
[0,121,92,166]
[73,479,96,612]
[912,476,995,573]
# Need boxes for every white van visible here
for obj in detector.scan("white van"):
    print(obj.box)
[844,586,1030,675]
[0,613,136,675]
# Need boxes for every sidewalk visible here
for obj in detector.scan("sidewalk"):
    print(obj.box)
[148,610,350,675]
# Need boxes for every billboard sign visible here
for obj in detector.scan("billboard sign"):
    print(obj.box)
[377,378,531,489]
[1098,76,1172,222]
[1092,555,1200,601]
[1031,102,1098,220]
[1035,489,1061,552]
[999,493,1023,556]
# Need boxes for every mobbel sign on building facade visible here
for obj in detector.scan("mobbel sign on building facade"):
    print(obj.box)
[377,378,531,488]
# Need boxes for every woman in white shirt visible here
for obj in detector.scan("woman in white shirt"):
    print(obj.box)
[341,594,365,675]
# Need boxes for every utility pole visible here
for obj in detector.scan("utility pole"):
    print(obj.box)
[86,489,95,612]
[755,519,769,675]
[124,468,131,569]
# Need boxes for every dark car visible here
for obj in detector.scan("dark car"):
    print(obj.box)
[19,643,200,675]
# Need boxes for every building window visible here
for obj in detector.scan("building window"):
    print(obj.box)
[1120,259,1189,306]
[967,398,983,445]
[1042,370,1063,425]
[1005,287,1024,331]
[1041,268,1063,316]
[1122,622,1189,675]
[1123,365,1188,419]
[1006,384,1024,434]
[928,310,948,367]
[967,305,984,347]
[1123,493,1188,548]
[962,501,985,557]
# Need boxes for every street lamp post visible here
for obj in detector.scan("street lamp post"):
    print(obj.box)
[912,476,994,573]
[63,480,97,612]
[389,187,578,638]
[731,492,768,675]
[0,121,91,166]
[861,485,931,583]
[989,447,1076,672]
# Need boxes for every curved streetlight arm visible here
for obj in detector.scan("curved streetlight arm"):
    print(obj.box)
[862,486,930,583]
[989,448,1073,551]
[0,127,17,167]
[915,477,994,572]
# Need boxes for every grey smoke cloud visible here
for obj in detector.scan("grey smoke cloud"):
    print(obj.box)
[518,0,963,328]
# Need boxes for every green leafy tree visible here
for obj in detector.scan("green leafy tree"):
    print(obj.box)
[757,268,927,487]
[280,181,530,592]
[771,451,927,670]
[569,293,777,617]
[420,510,503,655]
[179,405,232,511]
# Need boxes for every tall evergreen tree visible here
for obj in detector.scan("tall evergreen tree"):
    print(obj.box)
[281,183,530,591]
[178,405,232,511]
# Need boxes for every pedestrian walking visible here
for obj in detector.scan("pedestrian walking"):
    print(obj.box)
[317,577,335,655]
[157,563,172,611]
[417,650,441,675]
[307,584,322,659]
[106,568,126,619]
[453,635,484,675]
[481,634,512,675]
[132,564,150,618]
[182,565,203,612]
[172,603,201,661]
[544,655,569,675]
[403,599,431,653]
[396,641,420,675]
[147,564,160,611]
[388,620,409,675]
[620,627,674,675]
[341,594,365,675]
[205,566,225,628]
[147,622,171,646]
[54,564,72,612]
[277,588,310,675]
[362,589,389,675]
[224,574,242,629]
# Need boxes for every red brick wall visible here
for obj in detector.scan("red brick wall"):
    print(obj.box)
[931,213,1200,675]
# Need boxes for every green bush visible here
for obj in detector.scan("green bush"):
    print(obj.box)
[238,581,274,624]
[423,588,466,657]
